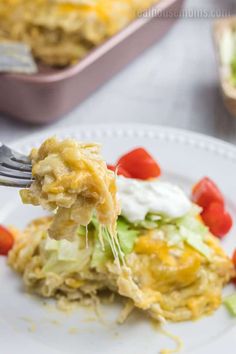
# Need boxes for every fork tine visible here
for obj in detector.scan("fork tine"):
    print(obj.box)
[0,144,31,165]
[1,158,32,172]
[0,144,33,188]
[0,165,32,179]
[0,175,32,187]
[11,149,32,165]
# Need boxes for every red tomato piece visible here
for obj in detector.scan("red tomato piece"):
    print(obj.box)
[192,177,224,209]
[107,164,131,178]
[117,148,161,180]
[201,202,233,238]
[107,165,116,173]
[0,225,14,256]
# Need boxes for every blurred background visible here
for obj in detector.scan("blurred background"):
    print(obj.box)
[0,0,236,144]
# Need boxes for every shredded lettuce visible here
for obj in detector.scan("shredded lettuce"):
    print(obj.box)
[162,225,184,247]
[92,203,212,266]
[134,213,161,230]
[43,237,91,273]
[219,28,236,86]
[91,224,113,268]
[91,217,139,268]
[91,205,212,266]
[44,238,80,261]
[57,240,79,261]
[176,213,212,259]
[224,294,236,316]
[44,238,58,251]
[133,205,212,259]
[179,226,212,259]
[43,202,212,271]
[135,219,158,230]
[117,218,139,254]
[231,56,236,85]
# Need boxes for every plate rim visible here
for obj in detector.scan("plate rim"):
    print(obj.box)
[9,123,236,163]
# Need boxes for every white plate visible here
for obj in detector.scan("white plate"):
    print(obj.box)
[1,124,236,354]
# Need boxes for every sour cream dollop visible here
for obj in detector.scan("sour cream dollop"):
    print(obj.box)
[117,177,191,223]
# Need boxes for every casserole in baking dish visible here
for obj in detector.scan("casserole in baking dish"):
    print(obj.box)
[0,0,184,123]
[0,0,161,67]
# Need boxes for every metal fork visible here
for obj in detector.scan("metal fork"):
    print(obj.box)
[0,144,33,187]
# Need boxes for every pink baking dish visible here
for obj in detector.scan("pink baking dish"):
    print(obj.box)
[0,0,184,124]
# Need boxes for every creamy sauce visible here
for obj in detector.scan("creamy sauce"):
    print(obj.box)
[117,177,191,223]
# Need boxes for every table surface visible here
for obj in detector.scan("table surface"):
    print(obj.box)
[0,0,236,145]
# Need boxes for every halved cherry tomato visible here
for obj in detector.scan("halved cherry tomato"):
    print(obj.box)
[0,225,14,255]
[107,164,131,178]
[192,177,224,209]
[201,202,233,238]
[117,148,161,180]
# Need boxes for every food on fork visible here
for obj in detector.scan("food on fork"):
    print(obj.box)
[7,143,235,324]
[20,137,119,244]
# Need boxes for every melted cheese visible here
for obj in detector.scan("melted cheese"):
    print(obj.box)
[134,232,202,292]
